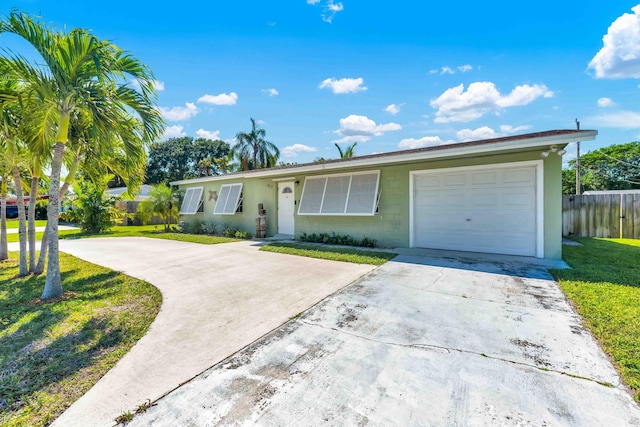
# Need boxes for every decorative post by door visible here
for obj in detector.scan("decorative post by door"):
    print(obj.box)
[256,203,267,238]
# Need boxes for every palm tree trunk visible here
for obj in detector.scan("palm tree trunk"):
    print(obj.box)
[35,181,72,275]
[35,156,77,275]
[0,180,7,261]
[42,111,69,300]
[28,176,38,272]
[12,165,28,276]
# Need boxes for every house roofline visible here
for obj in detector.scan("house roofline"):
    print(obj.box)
[171,129,597,186]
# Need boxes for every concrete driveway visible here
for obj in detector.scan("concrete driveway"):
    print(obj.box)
[130,251,640,426]
[51,238,374,427]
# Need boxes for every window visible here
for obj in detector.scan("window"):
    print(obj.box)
[298,171,380,216]
[179,187,204,215]
[282,187,293,194]
[213,183,243,215]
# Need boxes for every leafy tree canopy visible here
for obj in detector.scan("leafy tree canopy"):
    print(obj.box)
[563,141,640,194]
[146,137,231,184]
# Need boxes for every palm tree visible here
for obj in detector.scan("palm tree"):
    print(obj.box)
[335,142,357,158]
[0,11,164,299]
[0,162,11,261]
[138,184,177,231]
[0,101,29,276]
[233,118,279,170]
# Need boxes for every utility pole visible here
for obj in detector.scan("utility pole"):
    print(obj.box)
[575,119,581,195]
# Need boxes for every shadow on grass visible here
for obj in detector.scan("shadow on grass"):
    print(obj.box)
[0,255,142,418]
[552,238,640,288]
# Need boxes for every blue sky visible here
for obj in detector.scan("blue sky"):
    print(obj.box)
[3,1,640,165]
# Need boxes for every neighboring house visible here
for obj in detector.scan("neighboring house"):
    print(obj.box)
[582,189,640,195]
[173,129,597,260]
[105,184,152,201]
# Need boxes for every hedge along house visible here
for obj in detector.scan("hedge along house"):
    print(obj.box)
[172,129,597,259]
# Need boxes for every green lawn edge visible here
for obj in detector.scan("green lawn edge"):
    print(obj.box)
[550,238,640,402]
[0,251,162,426]
[6,225,241,245]
[260,242,397,265]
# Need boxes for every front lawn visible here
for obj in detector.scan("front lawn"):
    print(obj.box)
[0,252,162,426]
[5,219,48,229]
[6,225,240,245]
[260,242,397,265]
[551,238,640,401]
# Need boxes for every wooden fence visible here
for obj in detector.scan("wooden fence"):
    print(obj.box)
[562,194,640,238]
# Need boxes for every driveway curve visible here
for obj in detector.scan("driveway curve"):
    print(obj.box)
[51,237,374,427]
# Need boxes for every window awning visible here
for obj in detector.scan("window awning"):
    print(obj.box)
[179,187,204,215]
[298,170,380,216]
[213,183,243,215]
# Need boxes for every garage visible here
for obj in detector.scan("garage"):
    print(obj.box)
[410,161,543,257]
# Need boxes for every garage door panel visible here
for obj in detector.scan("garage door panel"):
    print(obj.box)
[413,164,538,257]
[443,173,467,187]
[504,168,536,184]
[471,171,498,186]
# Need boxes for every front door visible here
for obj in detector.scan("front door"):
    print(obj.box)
[278,181,295,235]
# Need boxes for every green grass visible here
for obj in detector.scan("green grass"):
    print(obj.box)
[551,238,640,401]
[0,251,162,426]
[5,219,48,229]
[6,225,240,245]
[260,242,397,265]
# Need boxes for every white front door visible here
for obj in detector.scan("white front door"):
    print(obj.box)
[278,181,295,235]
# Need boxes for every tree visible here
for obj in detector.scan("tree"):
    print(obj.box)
[71,176,120,234]
[137,184,177,231]
[233,118,279,170]
[562,141,640,194]
[146,137,231,183]
[335,142,357,158]
[0,11,164,299]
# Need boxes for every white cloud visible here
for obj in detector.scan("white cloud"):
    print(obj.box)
[197,92,238,105]
[163,125,186,139]
[429,69,439,74]
[587,110,640,128]
[430,81,553,123]
[499,124,531,134]
[384,103,404,115]
[282,144,318,157]
[398,136,454,149]
[456,126,498,141]
[334,114,401,143]
[262,88,279,96]
[195,129,221,140]
[131,79,164,92]
[441,66,455,75]
[319,77,367,94]
[456,124,532,142]
[589,5,640,78]
[158,102,199,121]
[458,64,473,73]
[597,97,615,107]
[308,0,343,23]
[334,135,371,144]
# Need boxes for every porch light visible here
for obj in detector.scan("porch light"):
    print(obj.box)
[541,145,566,158]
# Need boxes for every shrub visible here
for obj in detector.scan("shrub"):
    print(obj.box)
[298,231,377,248]
[179,219,204,234]
[67,179,120,233]
[201,220,218,235]
[234,230,251,239]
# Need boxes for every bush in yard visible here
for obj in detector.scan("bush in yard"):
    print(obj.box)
[298,232,377,248]
[69,179,120,233]
[201,220,218,235]
[179,219,204,234]
[234,230,251,239]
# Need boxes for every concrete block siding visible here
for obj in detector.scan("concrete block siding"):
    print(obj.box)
[178,149,563,258]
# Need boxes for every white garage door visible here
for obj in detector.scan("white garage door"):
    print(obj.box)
[412,163,540,257]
